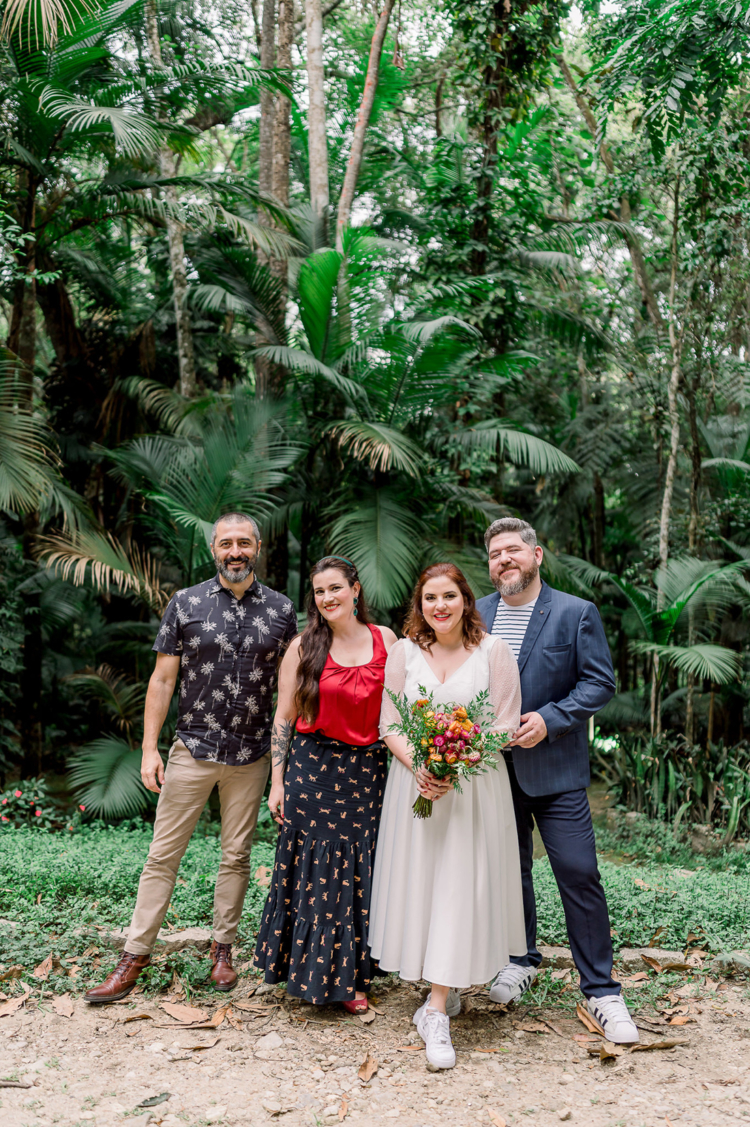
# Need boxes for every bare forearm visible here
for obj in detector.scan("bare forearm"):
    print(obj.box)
[270,715,295,782]
[384,734,412,770]
[143,678,176,751]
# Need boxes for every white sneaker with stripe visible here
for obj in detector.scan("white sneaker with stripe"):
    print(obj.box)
[587,994,639,1043]
[489,963,537,1004]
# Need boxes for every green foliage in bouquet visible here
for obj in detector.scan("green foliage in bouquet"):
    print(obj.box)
[385,685,510,818]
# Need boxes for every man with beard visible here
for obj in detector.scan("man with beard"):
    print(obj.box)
[85,513,297,1003]
[476,518,638,1044]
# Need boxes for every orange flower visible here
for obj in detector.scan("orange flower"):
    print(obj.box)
[416,699,430,708]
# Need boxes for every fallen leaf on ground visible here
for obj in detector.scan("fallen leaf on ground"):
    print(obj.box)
[367,1004,385,1014]
[631,1039,689,1052]
[136,1092,171,1108]
[125,1028,140,1037]
[648,926,667,946]
[254,865,272,887]
[124,1013,153,1024]
[396,1045,423,1053]
[33,954,54,979]
[634,878,651,890]
[50,994,75,1018]
[668,1015,693,1025]
[159,1002,209,1024]
[0,1079,32,1088]
[0,966,24,981]
[542,1019,565,1037]
[513,1021,549,1034]
[550,969,571,982]
[661,962,692,972]
[576,1001,604,1036]
[232,1001,275,1014]
[226,1009,243,1031]
[67,966,79,979]
[359,1010,375,1024]
[180,1037,220,1051]
[573,1034,601,1043]
[665,1118,676,1127]
[486,1110,506,1127]
[338,1096,348,1121]
[641,954,663,972]
[0,982,31,1017]
[358,1051,377,1082]
[591,1041,624,1060]
[622,972,650,985]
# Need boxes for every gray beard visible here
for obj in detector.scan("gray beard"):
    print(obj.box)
[494,563,538,597]
[216,557,254,583]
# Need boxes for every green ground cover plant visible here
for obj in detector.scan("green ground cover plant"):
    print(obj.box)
[1,826,748,1001]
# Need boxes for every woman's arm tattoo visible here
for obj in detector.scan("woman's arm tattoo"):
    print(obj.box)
[271,718,294,767]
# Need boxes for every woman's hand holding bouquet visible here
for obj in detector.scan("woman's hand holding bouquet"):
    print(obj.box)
[386,685,511,818]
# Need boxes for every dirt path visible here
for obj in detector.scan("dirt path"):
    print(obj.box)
[1,972,749,1127]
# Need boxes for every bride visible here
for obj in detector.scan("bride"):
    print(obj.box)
[368,562,526,1069]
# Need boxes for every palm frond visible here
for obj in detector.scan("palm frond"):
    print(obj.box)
[452,420,580,475]
[631,642,742,685]
[324,420,424,477]
[65,664,146,734]
[67,735,150,819]
[39,529,174,612]
[328,491,420,608]
[0,359,60,513]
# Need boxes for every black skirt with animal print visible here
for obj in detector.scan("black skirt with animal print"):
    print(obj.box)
[253,729,387,1004]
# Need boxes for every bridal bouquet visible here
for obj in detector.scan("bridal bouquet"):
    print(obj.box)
[385,685,510,818]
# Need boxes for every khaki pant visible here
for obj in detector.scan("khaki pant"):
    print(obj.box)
[125,741,270,955]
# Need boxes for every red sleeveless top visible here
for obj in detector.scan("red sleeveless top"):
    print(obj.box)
[295,624,388,746]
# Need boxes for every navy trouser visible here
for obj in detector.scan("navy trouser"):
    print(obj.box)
[505,755,619,998]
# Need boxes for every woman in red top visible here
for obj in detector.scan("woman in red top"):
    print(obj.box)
[254,557,396,1012]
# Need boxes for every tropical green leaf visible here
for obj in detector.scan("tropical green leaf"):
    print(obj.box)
[68,735,151,818]
[631,642,742,685]
[328,491,420,608]
[453,420,581,475]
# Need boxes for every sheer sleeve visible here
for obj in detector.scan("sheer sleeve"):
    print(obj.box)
[379,638,408,739]
[487,637,522,735]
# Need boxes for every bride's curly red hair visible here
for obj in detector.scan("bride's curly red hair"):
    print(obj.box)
[403,562,485,651]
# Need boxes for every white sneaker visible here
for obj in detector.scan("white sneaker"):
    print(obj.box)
[416,1007,456,1069]
[413,989,461,1025]
[489,963,537,1004]
[587,995,639,1044]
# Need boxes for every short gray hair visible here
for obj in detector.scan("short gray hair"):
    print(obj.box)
[484,518,537,552]
[211,512,261,544]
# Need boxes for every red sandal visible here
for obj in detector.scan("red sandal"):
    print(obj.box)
[342,996,368,1014]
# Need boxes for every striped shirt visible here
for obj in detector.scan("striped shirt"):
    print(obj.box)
[491,597,538,659]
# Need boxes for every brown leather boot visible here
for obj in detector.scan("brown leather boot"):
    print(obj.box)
[84,951,150,1004]
[210,941,238,992]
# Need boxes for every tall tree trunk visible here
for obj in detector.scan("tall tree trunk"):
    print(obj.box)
[435,72,445,138]
[145,0,197,398]
[305,0,330,239]
[335,0,396,251]
[658,177,683,581]
[258,0,276,198]
[272,0,294,210]
[652,177,683,738]
[7,174,37,400]
[684,364,702,743]
[559,56,665,335]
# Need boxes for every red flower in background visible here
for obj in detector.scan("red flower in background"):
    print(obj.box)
[14,790,22,798]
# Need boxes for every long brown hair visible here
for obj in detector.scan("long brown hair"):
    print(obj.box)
[295,556,372,724]
[404,562,485,651]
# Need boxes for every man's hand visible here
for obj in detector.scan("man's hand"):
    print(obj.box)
[141,747,166,794]
[508,712,548,749]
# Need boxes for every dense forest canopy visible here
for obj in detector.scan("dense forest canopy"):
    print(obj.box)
[1,0,749,816]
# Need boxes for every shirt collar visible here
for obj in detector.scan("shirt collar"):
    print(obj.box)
[214,574,262,601]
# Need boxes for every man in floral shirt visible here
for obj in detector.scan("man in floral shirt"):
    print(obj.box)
[85,513,297,1002]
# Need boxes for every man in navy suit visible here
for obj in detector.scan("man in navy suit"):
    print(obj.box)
[476,517,638,1044]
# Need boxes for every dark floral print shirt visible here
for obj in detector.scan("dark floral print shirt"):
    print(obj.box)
[153,575,298,765]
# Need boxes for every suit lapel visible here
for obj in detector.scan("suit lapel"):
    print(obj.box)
[480,592,500,632]
[516,581,553,674]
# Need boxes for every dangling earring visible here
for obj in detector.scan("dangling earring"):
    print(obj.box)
[353,596,359,617]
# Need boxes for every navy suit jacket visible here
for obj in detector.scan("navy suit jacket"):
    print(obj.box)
[476,581,615,797]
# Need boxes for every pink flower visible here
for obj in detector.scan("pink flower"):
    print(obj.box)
[79,804,86,812]
[433,735,445,747]
[468,751,481,764]
[35,810,42,817]
[1,798,6,805]
[472,724,481,735]
[456,740,465,751]
[1,816,7,822]
[14,790,22,798]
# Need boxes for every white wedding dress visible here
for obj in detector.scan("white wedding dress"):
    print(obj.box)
[368,634,527,988]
